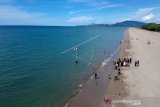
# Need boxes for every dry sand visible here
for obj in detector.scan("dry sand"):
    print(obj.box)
[124,28,160,97]
[123,28,160,107]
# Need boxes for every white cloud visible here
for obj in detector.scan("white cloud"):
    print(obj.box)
[0,5,56,25]
[69,10,81,15]
[99,4,124,10]
[137,7,160,23]
[68,2,124,16]
[91,1,109,7]
[118,18,132,22]
[136,7,160,15]
[67,16,93,23]
[142,14,154,22]
[97,1,108,6]
[154,15,160,23]
[121,7,160,23]
[70,0,123,10]
[142,13,154,21]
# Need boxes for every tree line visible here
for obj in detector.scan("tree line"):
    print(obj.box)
[142,23,160,32]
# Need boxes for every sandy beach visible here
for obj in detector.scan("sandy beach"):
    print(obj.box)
[101,27,160,107]
[122,28,160,107]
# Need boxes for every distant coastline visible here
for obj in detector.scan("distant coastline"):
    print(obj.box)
[0,20,146,27]
[78,20,145,27]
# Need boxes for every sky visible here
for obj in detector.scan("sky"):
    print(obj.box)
[0,0,160,26]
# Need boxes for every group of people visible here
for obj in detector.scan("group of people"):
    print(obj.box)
[112,57,133,81]
[114,58,132,69]
[95,58,139,81]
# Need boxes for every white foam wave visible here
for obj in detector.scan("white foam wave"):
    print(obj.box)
[78,84,82,88]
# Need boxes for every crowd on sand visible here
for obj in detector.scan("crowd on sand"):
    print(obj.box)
[104,57,140,104]
[94,57,140,81]
[112,58,140,81]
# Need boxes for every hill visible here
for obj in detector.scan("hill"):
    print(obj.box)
[111,21,145,27]
[84,21,146,27]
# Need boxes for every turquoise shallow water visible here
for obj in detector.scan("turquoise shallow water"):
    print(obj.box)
[0,26,126,107]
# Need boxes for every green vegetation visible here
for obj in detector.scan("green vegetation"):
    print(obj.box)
[142,23,160,32]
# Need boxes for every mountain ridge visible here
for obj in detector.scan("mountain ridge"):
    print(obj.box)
[79,20,146,27]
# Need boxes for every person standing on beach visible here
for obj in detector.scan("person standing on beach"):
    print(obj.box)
[118,68,121,75]
[127,58,130,63]
[117,61,120,67]
[113,59,115,65]
[129,58,132,63]
[118,58,121,63]
[135,61,137,67]
[115,63,118,70]
[94,72,98,79]
[137,60,139,66]
[108,74,111,80]
[123,61,126,67]
[121,61,124,67]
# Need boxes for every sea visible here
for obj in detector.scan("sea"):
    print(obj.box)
[0,26,126,107]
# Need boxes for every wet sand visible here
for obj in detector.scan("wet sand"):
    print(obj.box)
[65,59,116,107]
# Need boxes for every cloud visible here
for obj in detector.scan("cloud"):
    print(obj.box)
[69,10,81,15]
[67,16,93,23]
[91,1,109,7]
[99,4,124,10]
[136,7,160,15]
[121,7,160,23]
[68,2,124,16]
[0,5,55,25]
[118,18,132,22]
[142,13,155,21]
[70,0,123,9]
[136,7,160,22]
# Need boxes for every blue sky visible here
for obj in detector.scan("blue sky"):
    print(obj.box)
[0,0,160,25]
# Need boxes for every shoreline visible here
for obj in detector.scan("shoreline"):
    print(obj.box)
[64,29,127,107]
[100,28,130,107]
[64,48,120,107]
